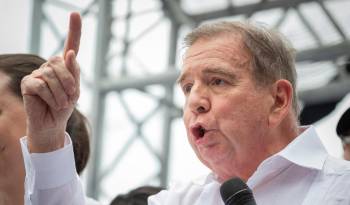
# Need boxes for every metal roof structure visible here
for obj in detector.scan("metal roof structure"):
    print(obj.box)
[30,0,350,202]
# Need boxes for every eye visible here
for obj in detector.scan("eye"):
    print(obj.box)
[211,78,226,86]
[182,83,193,94]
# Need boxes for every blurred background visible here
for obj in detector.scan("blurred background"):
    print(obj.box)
[1,0,350,203]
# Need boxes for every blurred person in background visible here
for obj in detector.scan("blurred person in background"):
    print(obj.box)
[336,107,350,160]
[20,13,350,205]
[0,53,96,204]
[110,186,163,205]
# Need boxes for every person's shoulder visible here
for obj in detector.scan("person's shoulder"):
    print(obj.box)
[148,173,216,205]
[324,156,350,175]
[148,173,212,199]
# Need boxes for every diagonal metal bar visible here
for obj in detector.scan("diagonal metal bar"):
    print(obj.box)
[98,132,138,180]
[139,102,163,125]
[191,0,324,23]
[143,90,183,117]
[113,7,162,20]
[245,0,268,19]
[160,0,195,26]
[137,131,162,162]
[273,8,289,29]
[294,6,323,45]
[43,11,63,41]
[317,0,347,40]
[129,14,165,43]
[118,92,140,124]
[80,0,98,16]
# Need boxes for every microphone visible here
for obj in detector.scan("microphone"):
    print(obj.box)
[220,177,257,205]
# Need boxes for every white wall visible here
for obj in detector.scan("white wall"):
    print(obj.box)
[0,0,30,53]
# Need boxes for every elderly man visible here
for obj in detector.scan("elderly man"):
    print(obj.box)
[21,14,350,204]
[337,107,350,160]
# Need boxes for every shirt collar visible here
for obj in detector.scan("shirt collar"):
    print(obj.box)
[192,172,218,186]
[276,125,328,170]
[197,126,329,186]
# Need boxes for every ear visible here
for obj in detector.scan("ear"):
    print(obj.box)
[268,79,293,128]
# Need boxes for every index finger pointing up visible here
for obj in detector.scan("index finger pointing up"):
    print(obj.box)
[63,12,82,60]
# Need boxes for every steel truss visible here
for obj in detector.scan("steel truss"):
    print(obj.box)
[30,0,350,201]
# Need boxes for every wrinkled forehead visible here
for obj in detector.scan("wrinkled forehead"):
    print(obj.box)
[177,36,251,84]
[180,34,251,77]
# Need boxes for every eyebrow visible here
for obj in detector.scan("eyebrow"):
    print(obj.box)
[176,67,238,85]
[202,67,237,81]
[176,72,188,85]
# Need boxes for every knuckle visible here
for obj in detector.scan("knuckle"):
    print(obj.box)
[61,75,75,88]
[36,80,47,92]
[43,66,55,79]
[48,56,61,63]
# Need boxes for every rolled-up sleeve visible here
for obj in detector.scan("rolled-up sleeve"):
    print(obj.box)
[20,134,85,205]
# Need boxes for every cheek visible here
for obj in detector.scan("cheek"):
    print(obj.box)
[0,121,11,146]
[214,97,267,144]
[182,105,192,129]
[12,107,27,137]
[182,111,191,136]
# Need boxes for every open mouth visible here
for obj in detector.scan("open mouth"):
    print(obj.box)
[191,124,207,140]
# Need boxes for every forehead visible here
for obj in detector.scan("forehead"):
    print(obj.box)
[0,72,22,109]
[0,71,10,92]
[180,35,251,79]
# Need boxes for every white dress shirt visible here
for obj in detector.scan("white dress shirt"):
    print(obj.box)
[20,135,97,205]
[22,126,350,205]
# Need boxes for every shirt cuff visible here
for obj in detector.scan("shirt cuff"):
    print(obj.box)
[20,133,77,190]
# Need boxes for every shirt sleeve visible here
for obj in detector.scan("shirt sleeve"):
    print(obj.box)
[20,134,86,205]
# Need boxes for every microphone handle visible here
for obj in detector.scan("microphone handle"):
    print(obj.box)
[225,190,257,205]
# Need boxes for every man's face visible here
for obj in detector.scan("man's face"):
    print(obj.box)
[179,35,274,181]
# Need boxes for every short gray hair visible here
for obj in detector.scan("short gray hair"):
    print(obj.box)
[184,21,299,116]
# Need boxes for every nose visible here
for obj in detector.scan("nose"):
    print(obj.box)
[186,85,210,114]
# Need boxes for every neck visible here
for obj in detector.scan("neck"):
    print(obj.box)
[0,185,24,205]
[217,113,300,183]
[262,113,299,160]
[0,154,25,205]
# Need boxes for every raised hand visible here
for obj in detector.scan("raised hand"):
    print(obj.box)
[21,12,82,153]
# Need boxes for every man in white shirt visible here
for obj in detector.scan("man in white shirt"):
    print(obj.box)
[21,16,350,205]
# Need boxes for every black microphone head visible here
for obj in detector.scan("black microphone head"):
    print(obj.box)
[220,177,256,205]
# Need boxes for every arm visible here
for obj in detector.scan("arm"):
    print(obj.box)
[20,12,86,205]
[22,12,81,153]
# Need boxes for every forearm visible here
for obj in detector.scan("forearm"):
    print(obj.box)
[20,134,85,205]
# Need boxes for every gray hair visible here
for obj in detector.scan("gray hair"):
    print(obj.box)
[184,21,299,117]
